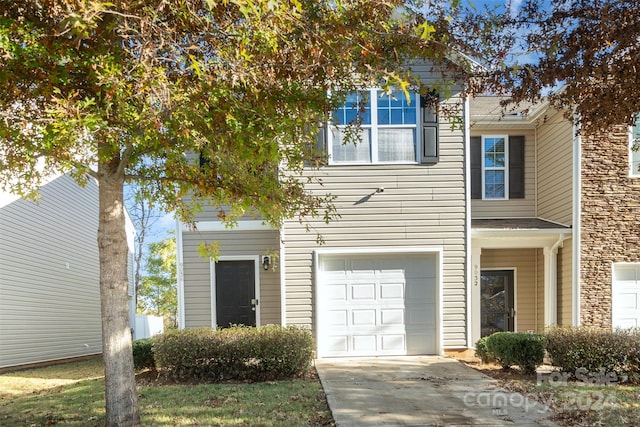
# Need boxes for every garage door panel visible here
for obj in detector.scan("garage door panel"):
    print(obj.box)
[380,309,404,325]
[353,335,377,352]
[326,284,347,300]
[327,310,348,326]
[352,283,376,300]
[380,282,404,299]
[318,253,438,357]
[327,336,348,352]
[381,335,405,351]
[324,258,348,272]
[352,309,376,325]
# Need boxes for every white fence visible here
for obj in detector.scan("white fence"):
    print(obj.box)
[134,314,164,340]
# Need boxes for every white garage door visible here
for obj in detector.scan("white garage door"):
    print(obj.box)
[612,264,640,328]
[317,253,438,357]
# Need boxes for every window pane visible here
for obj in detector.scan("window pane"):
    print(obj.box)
[334,92,371,125]
[331,128,371,163]
[377,90,416,125]
[484,137,505,167]
[378,128,415,162]
[485,170,505,198]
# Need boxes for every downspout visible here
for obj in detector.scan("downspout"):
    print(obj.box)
[279,225,286,326]
[534,125,539,218]
[572,109,582,326]
[464,96,473,348]
[176,217,186,329]
[544,234,567,327]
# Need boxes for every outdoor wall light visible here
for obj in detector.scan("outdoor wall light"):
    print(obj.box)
[262,256,271,271]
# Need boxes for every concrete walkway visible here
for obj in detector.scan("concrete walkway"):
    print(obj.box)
[315,356,559,427]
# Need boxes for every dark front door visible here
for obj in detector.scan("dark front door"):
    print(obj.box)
[216,260,256,327]
[481,270,515,337]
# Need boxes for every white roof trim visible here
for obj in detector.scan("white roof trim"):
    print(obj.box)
[183,220,276,232]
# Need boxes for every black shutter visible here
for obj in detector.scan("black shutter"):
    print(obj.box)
[509,136,525,199]
[420,94,438,164]
[470,136,482,199]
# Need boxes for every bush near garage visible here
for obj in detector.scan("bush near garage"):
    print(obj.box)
[474,336,495,364]
[484,332,545,374]
[545,327,640,382]
[153,325,314,381]
[132,338,156,370]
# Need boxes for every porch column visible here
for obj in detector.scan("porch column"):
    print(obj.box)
[471,246,482,346]
[543,246,559,327]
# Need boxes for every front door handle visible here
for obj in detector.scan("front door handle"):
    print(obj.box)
[251,298,259,306]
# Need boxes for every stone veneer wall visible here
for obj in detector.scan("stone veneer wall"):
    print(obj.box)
[581,125,640,328]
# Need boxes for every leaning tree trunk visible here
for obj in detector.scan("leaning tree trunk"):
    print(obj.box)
[97,161,140,427]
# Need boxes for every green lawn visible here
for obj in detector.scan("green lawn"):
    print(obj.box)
[0,358,334,426]
[471,361,640,427]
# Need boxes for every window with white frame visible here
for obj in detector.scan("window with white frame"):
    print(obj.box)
[630,116,640,177]
[329,89,420,164]
[482,135,508,199]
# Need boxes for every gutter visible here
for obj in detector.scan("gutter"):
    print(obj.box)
[464,96,473,348]
[176,217,186,329]
[572,110,582,326]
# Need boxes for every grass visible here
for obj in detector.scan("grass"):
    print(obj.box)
[0,358,334,426]
[467,360,640,427]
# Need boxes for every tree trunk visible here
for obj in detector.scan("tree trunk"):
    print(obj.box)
[97,165,140,426]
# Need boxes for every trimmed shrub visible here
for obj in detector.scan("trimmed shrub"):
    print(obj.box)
[485,332,545,374]
[154,325,314,381]
[545,327,640,381]
[132,338,156,370]
[474,336,495,363]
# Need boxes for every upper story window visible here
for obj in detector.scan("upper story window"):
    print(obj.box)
[482,136,507,199]
[327,89,437,165]
[630,116,640,177]
[471,135,525,200]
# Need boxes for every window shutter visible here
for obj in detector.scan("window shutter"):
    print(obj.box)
[470,136,482,199]
[509,136,525,199]
[420,94,438,164]
[302,124,327,167]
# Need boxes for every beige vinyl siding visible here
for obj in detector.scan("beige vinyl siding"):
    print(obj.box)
[181,229,281,328]
[283,79,468,348]
[557,240,573,326]
[536,249,545,331]
[471,129,536,218]
[537,109,573,226]
[480,248,542,333]
[0,175,102,368]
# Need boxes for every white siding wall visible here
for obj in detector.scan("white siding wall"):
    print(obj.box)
[0,175,102,368]
[284,70,468,347]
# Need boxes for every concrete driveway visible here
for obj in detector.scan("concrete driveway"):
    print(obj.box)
[315,356,558,427]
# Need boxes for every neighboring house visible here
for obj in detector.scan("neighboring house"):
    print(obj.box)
[176,67,640,357]
[0,174,136,369]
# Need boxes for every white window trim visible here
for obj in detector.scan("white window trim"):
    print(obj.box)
[481,135,509,200]
[629,121,640,177]
[328,89,421,165]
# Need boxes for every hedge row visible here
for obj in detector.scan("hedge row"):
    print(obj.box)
[475,327,640,382]
[153,325,314,381]
[132,338,156,370]
[545,327,640,382]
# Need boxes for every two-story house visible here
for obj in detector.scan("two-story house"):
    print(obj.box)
[176,74,640,356]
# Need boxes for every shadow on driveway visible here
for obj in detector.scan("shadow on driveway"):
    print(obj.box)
[315,356,559,426]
